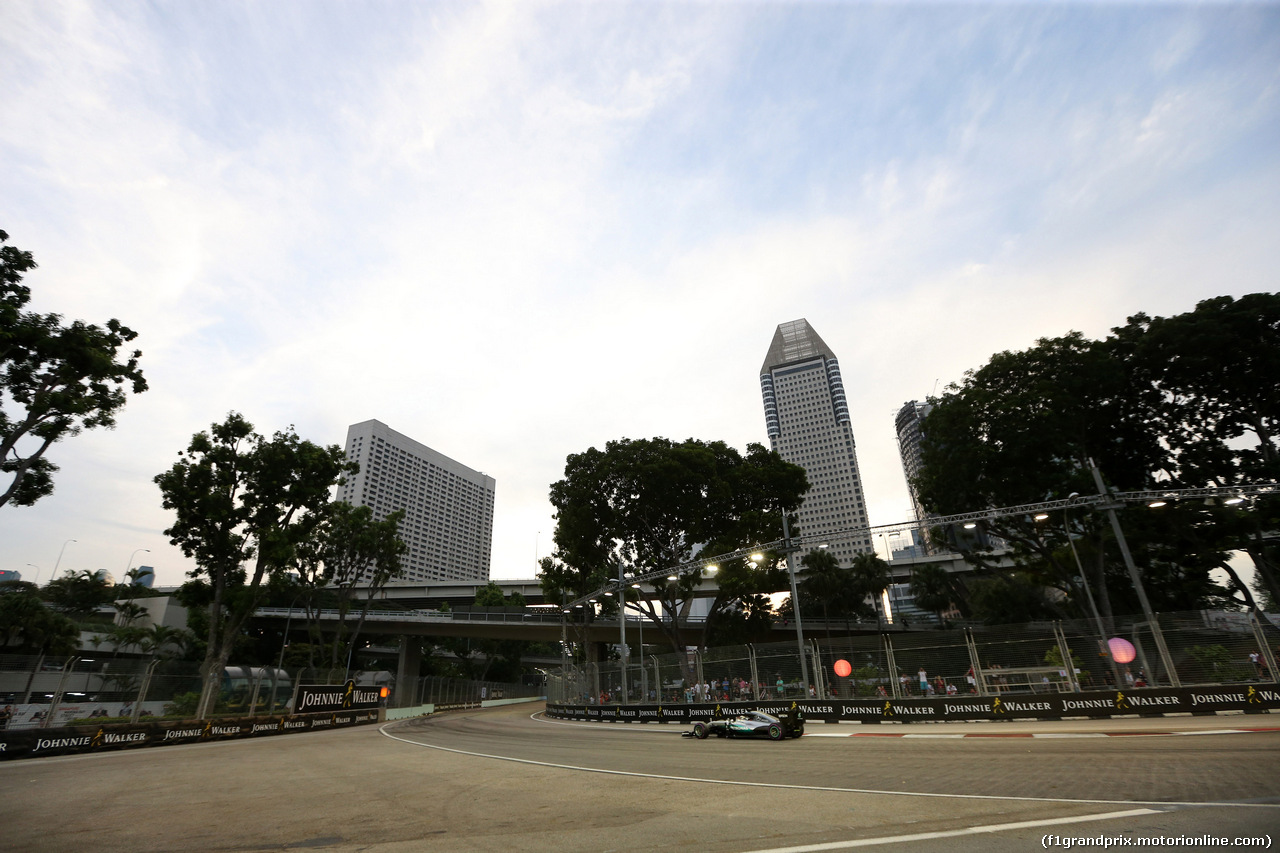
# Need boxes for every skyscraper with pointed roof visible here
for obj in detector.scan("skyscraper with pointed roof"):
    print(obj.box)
[760,320,872,564]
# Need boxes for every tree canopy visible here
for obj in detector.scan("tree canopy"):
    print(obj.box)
[0,230,147,508]
[913,293,1280,618]
[155,413,351,718]
[540,437,808,665]
[292,501,408,674]
[0,580,79,655]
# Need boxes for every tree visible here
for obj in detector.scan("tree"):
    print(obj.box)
[967,572,1059,625]
[292,501,407,675]
[0,580,81,704]
[909,563,957,626]
[1115,293,1280,606]
[847,552,891,621]
[434,583,530,682]
[0,230,147,508]
[798,548,864,637]
[913,325,1252,619]
[42,568,115,623]
[155,413,350,718]
[0,580,79,654]
[540,437,807,679]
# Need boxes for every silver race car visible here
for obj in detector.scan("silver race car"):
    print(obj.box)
[684,709,804,740]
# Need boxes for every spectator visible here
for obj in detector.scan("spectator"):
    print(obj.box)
[918,667,929,695]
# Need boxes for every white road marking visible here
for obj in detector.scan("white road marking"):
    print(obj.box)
[378,723,1280,809]
[742,809,1161,852]
[529,712,1278,739]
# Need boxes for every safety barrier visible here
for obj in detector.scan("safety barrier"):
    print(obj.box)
[547,681,1280,725]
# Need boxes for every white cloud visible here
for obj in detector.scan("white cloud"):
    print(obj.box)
[1,2,1276,589]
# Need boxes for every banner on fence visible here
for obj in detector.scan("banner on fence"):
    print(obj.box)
[548,683,1280,725]
[294,680,385,713]
[0,709,381,761]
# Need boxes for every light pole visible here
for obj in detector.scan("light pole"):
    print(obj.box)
[1087,458,1180,687]
[274,592,304,712]
[780,514,810,697]
[123,548,150,580]
[26,564,40,585]
[630,581,645,700]
[1062,495,1121,689]
[52,538,76,580]
[614,563,628,703]
[560,605,570,703]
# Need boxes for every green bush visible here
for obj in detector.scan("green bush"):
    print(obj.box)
[163,691,201,717]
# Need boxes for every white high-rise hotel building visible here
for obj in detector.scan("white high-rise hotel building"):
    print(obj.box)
[760,320,873,565]
[335,420,495,584]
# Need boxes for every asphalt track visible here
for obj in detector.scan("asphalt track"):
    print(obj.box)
[2,704,1277,852]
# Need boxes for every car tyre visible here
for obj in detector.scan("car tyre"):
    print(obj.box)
[768,724,783,741]
[693,722,709,739]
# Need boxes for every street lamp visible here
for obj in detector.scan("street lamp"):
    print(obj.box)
[123,548,150,580]
[26,564,40,585]
[615,563,628,704]
[778,515,810,696]
[52,539,76,580]
[630,581,645,700]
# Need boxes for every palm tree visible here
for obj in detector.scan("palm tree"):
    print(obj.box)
[140,624,187,661]
[799,548,846,640]
[848,552,891,625]
[909,564,955,626]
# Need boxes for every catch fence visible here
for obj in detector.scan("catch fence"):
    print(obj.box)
[0,655,539,729]
[545,609,1280,705]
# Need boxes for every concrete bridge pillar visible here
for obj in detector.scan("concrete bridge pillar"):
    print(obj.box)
[395,637,422,708]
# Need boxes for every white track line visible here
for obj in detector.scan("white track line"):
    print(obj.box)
[743,809,1161,852]
[529,712,1280,739]
[378,722,1280,809]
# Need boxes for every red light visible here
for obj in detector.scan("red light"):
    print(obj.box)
[833,659,852,678]
[379,687,389,698]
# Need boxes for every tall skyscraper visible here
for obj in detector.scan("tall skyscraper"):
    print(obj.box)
[335,420,495,584]
[896,399,998,555]
[895,399,933,549]
[760,319,872,564]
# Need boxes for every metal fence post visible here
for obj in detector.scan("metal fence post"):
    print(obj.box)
[43,656,80,728]
[1250,612,1279,682]
[131,659,161,724]
[1147,614,1181,688]
[1053,622,1081,693]
[883,636,900,699]
[809,640,825,697]
[964,628,988,696]
[747,644,760,700]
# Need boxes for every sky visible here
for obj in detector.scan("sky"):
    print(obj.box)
[2,1,1278,589]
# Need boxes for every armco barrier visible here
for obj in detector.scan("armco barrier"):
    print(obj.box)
[548,682,1280,725]
[0,708,383,761]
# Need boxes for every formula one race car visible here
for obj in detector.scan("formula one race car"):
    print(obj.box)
[683,710,804,741]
